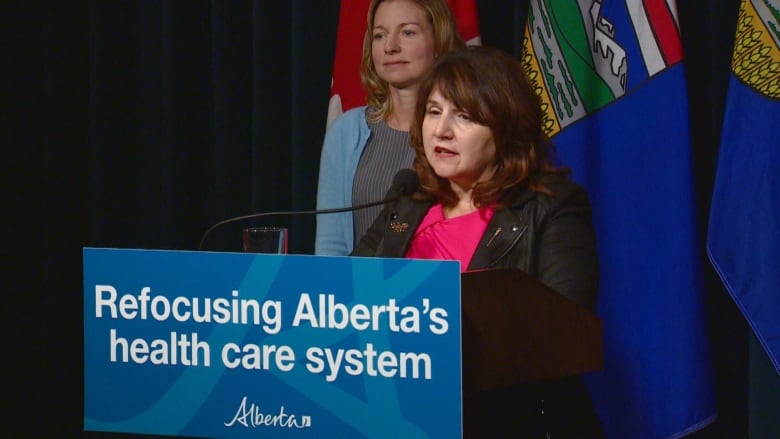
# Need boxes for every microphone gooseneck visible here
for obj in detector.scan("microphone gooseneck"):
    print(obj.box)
[198,168,419,250]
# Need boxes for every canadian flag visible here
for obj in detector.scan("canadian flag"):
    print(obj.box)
[326,0,481,127]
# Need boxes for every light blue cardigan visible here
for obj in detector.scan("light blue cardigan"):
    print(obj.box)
[315,106,371,256]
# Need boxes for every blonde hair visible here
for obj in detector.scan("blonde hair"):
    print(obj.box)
[361,0,465,123]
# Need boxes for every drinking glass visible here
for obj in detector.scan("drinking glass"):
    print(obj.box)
[242,227,288,254]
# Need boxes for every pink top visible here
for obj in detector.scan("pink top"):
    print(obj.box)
[405,204,494,272]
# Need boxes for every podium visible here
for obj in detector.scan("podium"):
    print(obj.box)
[83,248,602,438]
[460,268,603,396]
[84,249,466,438]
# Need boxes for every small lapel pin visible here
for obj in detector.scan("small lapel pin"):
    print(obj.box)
[390,221,409,233]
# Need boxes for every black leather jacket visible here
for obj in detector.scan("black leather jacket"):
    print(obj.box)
[352,174,603,438]
[352,174,599,311]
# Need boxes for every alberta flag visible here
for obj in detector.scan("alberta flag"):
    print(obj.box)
[522,1,716,437]
[708,0,780,375]
[327,0,481,127]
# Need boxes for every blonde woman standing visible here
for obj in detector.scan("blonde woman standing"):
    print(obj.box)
[315,0,464,256]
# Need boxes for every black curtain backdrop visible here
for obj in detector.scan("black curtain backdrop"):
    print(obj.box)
[5,0,779,437]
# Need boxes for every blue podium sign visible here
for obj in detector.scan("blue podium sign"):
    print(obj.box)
[83,248,462,438]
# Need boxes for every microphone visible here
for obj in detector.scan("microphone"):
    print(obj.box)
[198,169,419,250]
[381,168,419,201]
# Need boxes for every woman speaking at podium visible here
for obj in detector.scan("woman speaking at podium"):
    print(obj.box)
[351,45,603,438]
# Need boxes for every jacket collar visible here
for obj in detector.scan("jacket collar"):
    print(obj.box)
[382,185,537,267]
[468,186,535,270]
[381,199,433,257]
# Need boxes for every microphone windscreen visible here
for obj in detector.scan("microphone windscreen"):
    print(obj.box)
[392,169,419,196]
